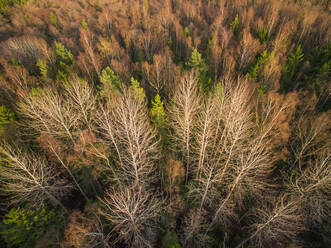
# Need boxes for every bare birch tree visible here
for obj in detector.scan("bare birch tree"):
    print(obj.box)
[95,83,164,247]
[63,77,96,130]
[98,186,163,248]
[0,143,71,211]
[289,153,331,238]
[289,114,329,168]
[207,93,285,230]
[191,98,217,180]
[236,195,306,248]
[179,79,285,243]
[18,87,78,144]
[168,73,201,182]
[99,88,160,187]
[80,29,101,77]
[182,79,255,244]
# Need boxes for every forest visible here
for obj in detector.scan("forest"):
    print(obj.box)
[0,0,330,247]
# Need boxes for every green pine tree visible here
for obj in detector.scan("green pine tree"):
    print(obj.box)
[281,45,304,91]
[230,14,240,37]
[151,94,168,145]
[186,49,207,71]
[36,59,53,79]
[99,66,122,95]
[81,18,88,29]
[257,27,267,43]
[248,50,274,81]
[54,41,74,81]
[130,77,146,103]
[0,105,15,129]
[49,12,57,27]
[187,49,212,93]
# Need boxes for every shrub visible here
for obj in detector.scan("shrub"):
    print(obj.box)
[81,18,88,29]
[49,12,57,27]
[161,231,181,248]
[184,27,190,37]
[0,105,15,129]
[230,14,240,37]
[0,206,62,248]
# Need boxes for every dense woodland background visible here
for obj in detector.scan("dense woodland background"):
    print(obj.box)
[0,0,330,247]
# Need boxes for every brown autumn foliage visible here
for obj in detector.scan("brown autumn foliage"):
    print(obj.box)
[0,0,330,248]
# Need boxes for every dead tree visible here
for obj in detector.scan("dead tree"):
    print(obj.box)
[80,29,101,77]
[98,186,163,248]
[182,80,286,239]
[289,115,329,169]
[208,93,284,228]
[289,153,331,237]
[97,88,160,187]
[96,84,163,247]
[18,87,78,144]
[63,77,96,130]
[191,98,217,180]
[168,73,201,182]
[0,143,70,211]
[236,195,306,248]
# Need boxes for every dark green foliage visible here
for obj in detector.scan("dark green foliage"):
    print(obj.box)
[208,224,227,248]
[161,231,181,248]
[0,105,15,129]
[248,50,274,81]
[0,0,28,9]
[231,234,243,247]
[0,206,62,248]
[303,41,331,94]
[257,27,267,43]
[230,14,240,37]
[280,45,304,91]
[55,41,74,81]
[11,58,20,67]
[72,165,102,198]
[187,49,212,92]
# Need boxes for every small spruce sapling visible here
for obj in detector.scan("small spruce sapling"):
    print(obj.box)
[151,94,168,146]
[0,105,15,129]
